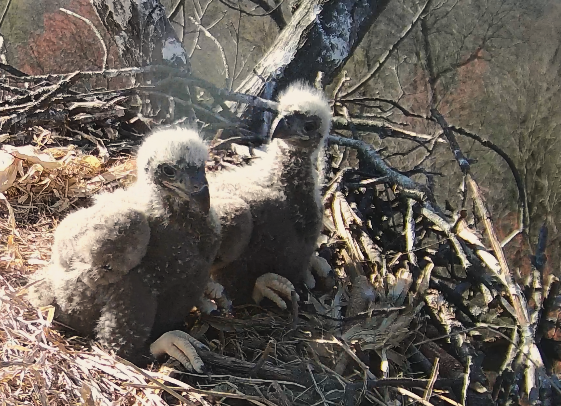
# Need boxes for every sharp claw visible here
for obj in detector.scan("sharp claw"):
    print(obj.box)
[304,266,316,289]
[310,255,332,278]
[200,281,232,314]
[204,281,224,299]
[252,273,299,310]
[199,295,218,314]
[150,330,208,373]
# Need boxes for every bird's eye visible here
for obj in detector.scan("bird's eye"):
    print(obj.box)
[161,164,176,177]
[304,121,318,132]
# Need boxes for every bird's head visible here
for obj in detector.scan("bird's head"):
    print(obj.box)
[270,82,331,150]
[136,127,211,213]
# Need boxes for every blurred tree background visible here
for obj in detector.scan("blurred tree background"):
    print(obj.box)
[2,0,560,278]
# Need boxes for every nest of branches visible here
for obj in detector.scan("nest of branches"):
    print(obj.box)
[0,65,559,406]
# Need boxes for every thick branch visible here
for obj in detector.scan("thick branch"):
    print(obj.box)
[90,0,190,69]
[328,135,433,203]
[236,0,392,98]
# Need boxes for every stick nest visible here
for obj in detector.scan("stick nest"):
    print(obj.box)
[0,67,558,406]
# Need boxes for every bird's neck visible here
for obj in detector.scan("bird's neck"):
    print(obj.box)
[272,140,323,233]
[162,196,200,220]
[272,139,321,187]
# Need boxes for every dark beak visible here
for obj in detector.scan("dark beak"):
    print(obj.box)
[190,170,210,214]
[270,115,291,139]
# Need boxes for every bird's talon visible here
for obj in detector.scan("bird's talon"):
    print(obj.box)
[310,255,331,278]
[200,281,232,314]
[150,330,207,373]
[252,273,299,310]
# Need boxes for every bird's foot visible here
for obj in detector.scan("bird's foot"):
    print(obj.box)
[199,281,232,314]
[150,330,209,373]
[252,273,300,310]
[303,255,332,289]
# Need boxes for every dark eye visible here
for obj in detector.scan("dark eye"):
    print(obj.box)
[161,164,176,177]
[304,121,318,132]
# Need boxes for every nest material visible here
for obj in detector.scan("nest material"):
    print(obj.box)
[0,67,558,406]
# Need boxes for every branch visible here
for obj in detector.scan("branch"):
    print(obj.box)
[218,0,287,30]
[431,107,550,401]
[60,8,108,70]
[91,0,190,68]
[340,0,430,98]
[0,0,13,29]
[332,115,444,144]
[450,125,529,234]
[236,0,392,99]
[327,135,433,203]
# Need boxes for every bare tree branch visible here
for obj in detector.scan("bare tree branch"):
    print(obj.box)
[236,0,392,99]
[340,0,431,98]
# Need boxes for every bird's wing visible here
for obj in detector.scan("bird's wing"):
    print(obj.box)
[51,199,151,287]
[210,192,253,270]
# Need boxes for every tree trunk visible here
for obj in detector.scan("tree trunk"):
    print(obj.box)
[236,0,392,97]
[90,0,190,70]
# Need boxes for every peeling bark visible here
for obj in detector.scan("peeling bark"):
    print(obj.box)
[236,0,392,97]
[90,0,190,70]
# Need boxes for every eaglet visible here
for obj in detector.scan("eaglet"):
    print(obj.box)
[27,127,220,372]
[208,82,332,309]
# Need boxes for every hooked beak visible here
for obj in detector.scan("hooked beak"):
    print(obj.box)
[188,170,210,214]
[270,115,291,140]
[163,170,210,214]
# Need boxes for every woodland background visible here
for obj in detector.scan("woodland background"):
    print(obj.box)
[0,0,558,298]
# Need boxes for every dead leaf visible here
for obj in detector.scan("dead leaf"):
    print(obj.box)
[0,150,17,192]
[2,144,62,170]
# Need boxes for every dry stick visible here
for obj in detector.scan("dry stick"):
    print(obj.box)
[450,125,529,238]
[60,8,107,70]
[327,134,477,278]
[0,0,13,29]
[432,109,551,400]
[460,356,471,406]
[187,16,230,81]
[307,363,328,406]
[327,135,432,203]
[167,0,185,20]
[339,95,528,243]
[331,115,439,144]
[396,387,436,406]
[114,356,194,405]
[405,198,418,269]
[0,71,80,131]
[126,66,280,111]
[128,376,279,406]
[423,358,439,401]
[249,339,275,377]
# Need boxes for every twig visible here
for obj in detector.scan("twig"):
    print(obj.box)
[188,16,230,81]
[307,363,328,406]
[461,356,471,406]
[60,8,107,70]
[396,387,436,406]
[0,0,13,29]
[423,358,439,401]
[341,0,431,98]
[218,0,287,29]
[0,71,80,131]
[250,339,275,377]
[328,135,433,202]
[450,125,528,236]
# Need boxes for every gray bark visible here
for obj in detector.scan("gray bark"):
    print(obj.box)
[236,0,392,97]
[90,0,190,70]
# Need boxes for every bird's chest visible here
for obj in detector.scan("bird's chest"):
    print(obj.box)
[280,170,322,238]
[140,218,212,290]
